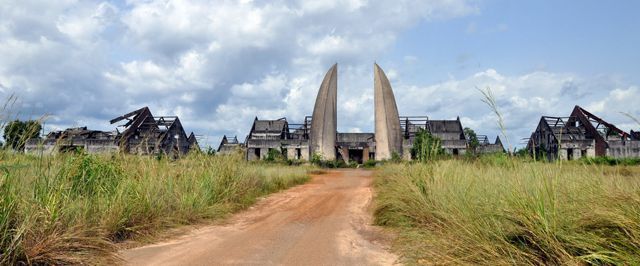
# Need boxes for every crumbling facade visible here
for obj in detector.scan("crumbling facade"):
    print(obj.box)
[243,117,311,161]
[217,135,242,155]
[25,107,198,156]
[25,127,118,154]
[476,135,505,154]
[528,105,639,160]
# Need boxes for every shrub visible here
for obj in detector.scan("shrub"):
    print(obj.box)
[410,128,443,163]
[363,159,377,168]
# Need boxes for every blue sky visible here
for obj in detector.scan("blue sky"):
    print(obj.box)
[389,1,640,81]
[1,0,639,148]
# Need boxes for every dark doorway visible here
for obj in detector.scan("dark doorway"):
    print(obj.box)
[254,148,260,159]
[348,149,364,164]
[567,148,574,160]
[452,149,459,156]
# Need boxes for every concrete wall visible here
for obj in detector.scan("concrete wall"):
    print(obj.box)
[477,144,504,154]
[246,140,310,161]
[24,140,119,155]
[285,146,309,160]
[606,140,640,158]
[432,132,463,141]
[558,147,596,160]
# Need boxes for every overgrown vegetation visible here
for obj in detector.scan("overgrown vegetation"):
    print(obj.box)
[374,158,640,265]
[411,128,443,162]
[0,152,310,264]
[580,156,640,166]
[2,120,41,150]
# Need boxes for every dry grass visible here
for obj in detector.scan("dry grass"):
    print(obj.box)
[374,156,640,265]
[0,151,310,264]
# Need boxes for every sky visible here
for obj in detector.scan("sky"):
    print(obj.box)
[1,0,639,149]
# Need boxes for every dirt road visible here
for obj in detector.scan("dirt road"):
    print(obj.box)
[121,169,398,265]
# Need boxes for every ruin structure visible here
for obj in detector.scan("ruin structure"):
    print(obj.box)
[217,135,243,155]
[25,107,199,156]
[527,105,640,160]
[231,63,500,163]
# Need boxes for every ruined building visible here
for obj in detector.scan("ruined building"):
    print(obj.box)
[230,63,497,163]
[25,107,199,155]
[527,105,640,160]
[476,135,505,154]
[217,135,243,155]
[24,127,119,154]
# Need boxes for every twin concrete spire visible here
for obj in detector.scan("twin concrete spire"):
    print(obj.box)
[310,64,338,160]
[310,63,401,160]
[373,63,402,160]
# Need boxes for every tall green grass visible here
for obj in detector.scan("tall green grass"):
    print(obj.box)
[374,158,640,265]
[0,152,310,264]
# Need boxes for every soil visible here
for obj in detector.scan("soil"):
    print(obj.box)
[120,169,398,265]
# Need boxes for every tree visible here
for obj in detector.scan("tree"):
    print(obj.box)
[3,120,41,151]
[411,128,443,162]
[464,127,479,153]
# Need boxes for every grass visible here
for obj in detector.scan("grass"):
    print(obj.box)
[0,151,310,264]
[374,156,640,265]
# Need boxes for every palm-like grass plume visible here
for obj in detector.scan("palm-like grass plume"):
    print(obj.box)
[478,87,512,154]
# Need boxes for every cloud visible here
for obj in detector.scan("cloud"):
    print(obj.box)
[2,0,638,151]
[392,69,640,149]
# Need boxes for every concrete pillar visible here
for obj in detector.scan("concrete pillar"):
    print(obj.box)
[363,147,370,162]
[340,146,349,164]
[374,63,402,160]
[286,148,296,160]
[301,147,310,161]
[260,148,269,160]
[310,64,338,161]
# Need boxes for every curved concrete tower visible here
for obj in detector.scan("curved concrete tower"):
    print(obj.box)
[374,63,402,160]
[310,64,338,160]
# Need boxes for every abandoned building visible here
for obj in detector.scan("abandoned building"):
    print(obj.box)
[24,127,119,154]
[476,135,505,154]
[527,105,640,160]
[244,117,311,161]
[25,107,199,156]
[228,63,490,163]
[217,135,243,155]
[110,107,198,155]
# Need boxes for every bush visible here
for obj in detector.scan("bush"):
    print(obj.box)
[363,159,377,168]
[580,156,640,166]
[411,128,443,163]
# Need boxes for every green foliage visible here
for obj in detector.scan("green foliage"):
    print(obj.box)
[310,152,322,165]
[464,127,479,152]
[3,120,41,151]
[390,151,402,163]
[514,147,530,157]
[264,148,284,162]
[204,146,217,155]
[411,128,443,163]
[0,152,310,264]
[580,156,640,166]
[363,159,377,168]
[374,159,640,265]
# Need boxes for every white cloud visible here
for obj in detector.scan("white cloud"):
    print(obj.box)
[2,0,638,150]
